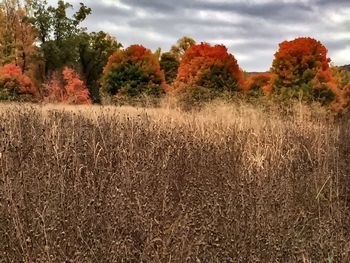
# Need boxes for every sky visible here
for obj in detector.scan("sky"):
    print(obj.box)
[50,0,350,72]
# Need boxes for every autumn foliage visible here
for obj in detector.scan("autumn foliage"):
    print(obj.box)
[44,67,91,104]
[246,73,274,96]
[175,43,244,92]
[0,64,38,100]
[272,37,330,88]
[101,45,167,98]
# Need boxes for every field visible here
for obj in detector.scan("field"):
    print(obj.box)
[0,102,350,262]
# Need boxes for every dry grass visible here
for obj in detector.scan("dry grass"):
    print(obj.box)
[0,101,349,262]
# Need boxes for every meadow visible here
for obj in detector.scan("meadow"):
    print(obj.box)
[0,102,350,262]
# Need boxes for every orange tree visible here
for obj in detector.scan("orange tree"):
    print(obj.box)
[246,73,274,96]
[270,37,345,105]
[44,67,91,104]
[175,43,244,93]
[0,64,38,101]
[101,45,167,98]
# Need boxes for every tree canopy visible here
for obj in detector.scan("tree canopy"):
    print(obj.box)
[101,45,167,98]
[175,43,244,92]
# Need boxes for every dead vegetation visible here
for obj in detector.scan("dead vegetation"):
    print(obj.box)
[0,102,349,262]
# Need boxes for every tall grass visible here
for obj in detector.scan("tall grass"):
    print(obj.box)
[0,102,349,262]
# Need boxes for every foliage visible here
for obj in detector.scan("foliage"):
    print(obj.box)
[0,64,38,100]
[78,31,122,102]
[175,43,244,93]
[44,67,91,104]
[176,85,218,111]
[331,66,350,90]
[101,45,167,99]
[160,52,180,84]
[270,37,348,110]
[30,0,92,76]
[272,37,330,88]
[246,73,274,96]
[0,0,38,72]
[63,67,92,104]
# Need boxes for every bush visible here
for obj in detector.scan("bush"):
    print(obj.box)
[176,85,219,111]
[44,67,92,104]
[0,64,38,101]
[245,73,273,97]
[101,45,167,100]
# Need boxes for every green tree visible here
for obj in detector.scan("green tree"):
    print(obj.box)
[30,0,92,77]
[160,52,179,84]
[77,31,122,102]
[170,36,196,59]
[101,45,167,99]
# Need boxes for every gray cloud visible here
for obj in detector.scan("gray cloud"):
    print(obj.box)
[48,0,350,71]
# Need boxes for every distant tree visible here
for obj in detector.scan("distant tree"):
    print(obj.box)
[154,47,161,60]
[101,45,167,98]
[0,64,38,100]
[160,52,179,84]
[175,43,244,92]
[170,36,196,59]
[78,31,122,102]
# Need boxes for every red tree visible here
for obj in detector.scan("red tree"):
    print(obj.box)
[0,64,38,99]
[271,37,347,110]
[44,67,91,104]
[272,38,331,87]
[175,43,244,92]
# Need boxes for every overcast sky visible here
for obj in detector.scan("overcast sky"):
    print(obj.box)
[50,0,350,72]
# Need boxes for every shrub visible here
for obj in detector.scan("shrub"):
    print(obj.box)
[176,85,218,111]
[246,73,274,96]
[101,45,167,99]
[0,64,38,101]
[44,67,92,104]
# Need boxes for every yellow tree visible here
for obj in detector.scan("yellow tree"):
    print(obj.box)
[0,0,38,71]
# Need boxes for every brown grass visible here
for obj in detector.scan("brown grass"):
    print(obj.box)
[0,101,349,262]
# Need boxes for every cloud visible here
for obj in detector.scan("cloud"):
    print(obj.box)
[47,0,350,71]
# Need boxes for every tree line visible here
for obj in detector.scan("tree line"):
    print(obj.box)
[0,0,350,111]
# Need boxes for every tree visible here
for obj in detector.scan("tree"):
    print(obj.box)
[154,47,161,60]
[160,52,179,84]
[0,64,38,100]
[271,37,347,108]
[44,67,91,104]
[30,0,92,77]
[170,36,196,59]
[175,43,244,92]
[77,31,122,102]
[101,45,167,98]
[0,0,38,71]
